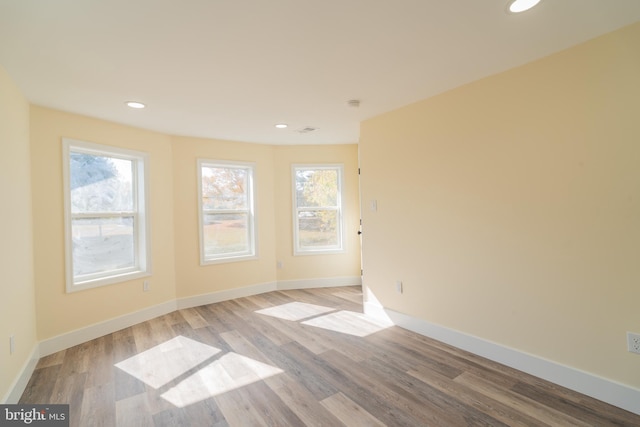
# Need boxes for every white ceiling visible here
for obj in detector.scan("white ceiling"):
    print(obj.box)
[1,0,640,145]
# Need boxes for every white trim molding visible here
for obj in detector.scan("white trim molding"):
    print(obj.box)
[62,138,152,293]
[39,300,177,357]
[177,282,277,310]
[176,277,362,309]
[9,277,359,401]
[197,159,258,266]
[277,276,361,291]
[291,164,346,256]
[38,277,357,357]
[364,301,640,416]
[2,344,39,404]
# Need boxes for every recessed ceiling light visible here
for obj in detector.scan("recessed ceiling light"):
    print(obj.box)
[507,0,541,13]
[126,101,145,109]
[275,124,288,129]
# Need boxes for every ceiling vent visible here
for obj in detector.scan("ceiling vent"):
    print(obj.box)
[297,126,318,134]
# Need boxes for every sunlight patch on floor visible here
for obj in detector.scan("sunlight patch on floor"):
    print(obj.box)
[115,335,283,407]
[161,353,283,407]
[256,301,393,338]
[115,335,221,388]
[255,301,335,321]
[302,310,394,337]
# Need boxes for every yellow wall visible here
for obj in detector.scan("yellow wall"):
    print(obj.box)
[359,22,640,388]
[274,145,361,281]
[172,138,361,297]
[28,109,360,341]
[30,107,177,340]
[172,136,278,297]
[0,67,37,401]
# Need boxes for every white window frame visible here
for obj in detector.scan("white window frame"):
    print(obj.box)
[197,159,257,265]
[62,138,151,293]
[292,164,345,255]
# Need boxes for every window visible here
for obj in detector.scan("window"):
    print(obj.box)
[62,139,150,292]
[293,164,344,255]
[198,160,256,264]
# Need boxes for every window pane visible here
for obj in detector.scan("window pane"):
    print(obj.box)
[70,153,134,213]
[298,210,338,248]
[295,169,338,208]
[202,166,248,210]
[72,217,135,277]
[203,213,249,256]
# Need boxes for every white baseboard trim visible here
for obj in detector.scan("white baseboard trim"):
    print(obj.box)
[176,277,360,309]
[177,281,277,310]
[40,277,357,357]
[12,278,359,402]
[2,344,39,404]
[364,302,640,416]
[277,276,362,291]
[39,300,177,357]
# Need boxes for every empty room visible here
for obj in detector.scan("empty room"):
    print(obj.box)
[1,1,640,425]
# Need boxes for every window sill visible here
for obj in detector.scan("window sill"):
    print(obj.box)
[200,254,258,266]
[67,270,151,293]
[293,248,345,256]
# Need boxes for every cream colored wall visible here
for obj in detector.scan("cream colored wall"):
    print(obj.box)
[274,145,361,281]
[27,107,361,342]
[360,22,640,388]
[0,67,37,401]
[30,106,177,341]
[172,139,361,297]
[172,136,278,297]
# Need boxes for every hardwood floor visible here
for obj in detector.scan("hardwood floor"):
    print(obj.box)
[20,286,640,426]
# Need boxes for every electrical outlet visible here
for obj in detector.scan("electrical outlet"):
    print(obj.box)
[277,261,283,269]
[395,280,403,294]
[9,335,15,355]
[628,332,640,354]
[143,281,150,292]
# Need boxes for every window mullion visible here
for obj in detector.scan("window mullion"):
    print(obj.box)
[297,206,339,211]
[202,209,248,215]
[63,138,149,292]
[292,164,344,255]
[71,212,136,219]
[198,160,256,264]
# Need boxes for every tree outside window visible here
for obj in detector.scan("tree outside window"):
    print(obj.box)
[293,165,344,254]
[198,160,256,264]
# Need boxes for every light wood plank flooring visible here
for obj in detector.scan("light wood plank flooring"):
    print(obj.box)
[20,286,640,426]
